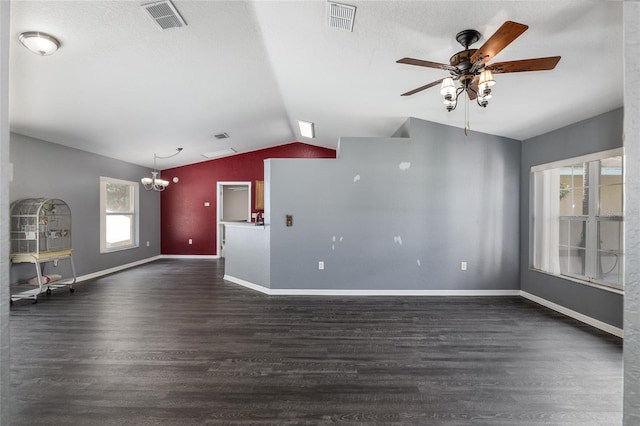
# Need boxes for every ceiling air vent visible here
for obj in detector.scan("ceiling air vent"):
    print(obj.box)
[142,0,187,30]
[213,132,230,140]
[327,2,356,32]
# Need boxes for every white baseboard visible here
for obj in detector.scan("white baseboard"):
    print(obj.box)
[223,276,622,338]
[224,275,519,297]
[76,255,217,283]
[160,254,219,259]
[77,260,623,339]
[266,289,521,296]
[224,275,271,294]
[76,255,162,282]
[520,291,623,338]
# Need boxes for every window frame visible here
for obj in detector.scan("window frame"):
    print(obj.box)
[100,176,140,253]
[530,148,624,291]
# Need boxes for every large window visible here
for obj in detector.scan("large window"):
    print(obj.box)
[531,149,624,290]
[100,177,139,253]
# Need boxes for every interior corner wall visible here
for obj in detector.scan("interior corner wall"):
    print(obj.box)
[160,143,335,255]
[520,108,624,329]
[268,118,521,291]
[9,133,162,281]
[1,2,11,423]
[623,1,640,420]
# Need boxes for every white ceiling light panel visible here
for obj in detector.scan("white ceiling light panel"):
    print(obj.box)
[298,120,315,138]
[201,148,237,159]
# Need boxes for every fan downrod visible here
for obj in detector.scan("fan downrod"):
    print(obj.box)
[455,29,481,49]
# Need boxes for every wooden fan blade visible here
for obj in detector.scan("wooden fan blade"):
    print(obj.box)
[397,57,455,72]
[470,21,528,67]
[401,78,445,96]
[486,56,561,74]
[466,77,479,100]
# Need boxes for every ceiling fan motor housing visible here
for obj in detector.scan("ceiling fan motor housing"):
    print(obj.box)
[449,49,478,74]
[449,29,482,75]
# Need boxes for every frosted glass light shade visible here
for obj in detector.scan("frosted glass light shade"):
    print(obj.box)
[440,78,456,97]
[19,32,60,56]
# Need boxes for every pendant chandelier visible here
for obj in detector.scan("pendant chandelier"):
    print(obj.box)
[141,148,182,192]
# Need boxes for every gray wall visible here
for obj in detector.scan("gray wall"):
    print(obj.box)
[9,133,161,282]
[224,224,270,288]
[267,117,521,291]
[623,1,640,421]
[520,108,624,328]
[0,1,10,422]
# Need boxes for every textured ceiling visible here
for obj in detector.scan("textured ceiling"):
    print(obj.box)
[9,1,623,169]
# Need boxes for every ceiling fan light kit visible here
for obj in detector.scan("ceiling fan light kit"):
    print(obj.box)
[397,21,561,113]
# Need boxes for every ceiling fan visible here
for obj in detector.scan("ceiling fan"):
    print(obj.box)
[397,21,561,111]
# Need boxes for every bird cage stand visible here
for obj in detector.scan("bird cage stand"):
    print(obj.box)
[10,198,76,304]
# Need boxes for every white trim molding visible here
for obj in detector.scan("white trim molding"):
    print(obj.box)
[161,254,219,259]
[65,255,218,284]
[76,255,162,282]
[520,291,623,338]
[225,275,520,296]
[224,275,271,294]
[224,275,622,338]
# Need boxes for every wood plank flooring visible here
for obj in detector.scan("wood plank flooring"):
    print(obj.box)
[9,259,622,425]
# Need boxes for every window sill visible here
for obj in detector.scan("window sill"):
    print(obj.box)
[528,268,624,295]
[101,244,139,254]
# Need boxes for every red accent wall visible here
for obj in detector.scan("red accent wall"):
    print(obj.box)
[160,142,336,255]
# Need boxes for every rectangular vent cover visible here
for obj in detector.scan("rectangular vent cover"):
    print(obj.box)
[327,2,356,32]
[143,0,187,30]
[214,132,230,140]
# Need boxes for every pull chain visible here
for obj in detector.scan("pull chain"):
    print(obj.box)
[464,91,470,136]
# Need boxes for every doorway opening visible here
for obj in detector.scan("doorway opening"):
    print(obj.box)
[217,181,252,257]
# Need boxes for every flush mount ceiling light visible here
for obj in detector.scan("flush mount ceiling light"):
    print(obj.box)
[19,31,61,56]
[298,120,315,138]
[141,148,183,191]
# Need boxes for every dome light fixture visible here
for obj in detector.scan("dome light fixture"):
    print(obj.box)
[19,31,61,56]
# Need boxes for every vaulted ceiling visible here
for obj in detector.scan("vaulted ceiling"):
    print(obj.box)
[9,1,623,169]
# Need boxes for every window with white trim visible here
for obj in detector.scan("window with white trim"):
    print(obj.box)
[531,149,624,290]
[100,177,139,253]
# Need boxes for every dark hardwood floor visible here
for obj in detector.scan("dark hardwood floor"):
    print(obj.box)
[9,259,622,425]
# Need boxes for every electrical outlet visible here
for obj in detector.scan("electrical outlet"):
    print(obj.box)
[189,239,193,245]
[461,262,467,271]
[318,261,324,270]
[146,241,150,247]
